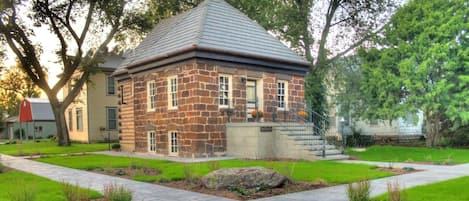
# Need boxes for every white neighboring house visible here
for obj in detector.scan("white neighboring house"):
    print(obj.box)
[352,111,424,136]
[328,109,424,137]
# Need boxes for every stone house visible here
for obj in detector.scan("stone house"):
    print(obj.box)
[64,54,123,143]
[113,0,310,157]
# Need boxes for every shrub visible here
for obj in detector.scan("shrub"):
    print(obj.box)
[103,183,132,201]
[208,161,220,172]
[111,144,121,149]
[183,164,195,183]
[278,163,296,179]
[47,135,57,142]
[62,182,90,201]
[346,130,373,147]
[0,160,4,173]
[14,129,26,139]
[387,179,406,201]
[347,179,370,201]
[448,133,469,148]
[8,180,36,201]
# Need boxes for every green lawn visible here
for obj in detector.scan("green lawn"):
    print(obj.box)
[348,146,469,164]
[0,141,109,156]
[373,176,469,201]
[36,154,393,184]
[0,170,102,201]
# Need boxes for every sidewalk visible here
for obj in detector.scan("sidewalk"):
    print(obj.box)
[258,161,469,201]
[0,154,232,201]
[1,154,468,201]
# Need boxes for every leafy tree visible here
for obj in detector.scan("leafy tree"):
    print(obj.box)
[329,56,364,120]
[358,0,469,147]
[0,62,41,116]
[0,0,131,146]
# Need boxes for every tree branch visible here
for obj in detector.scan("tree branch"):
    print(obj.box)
[314,0,341,71]
[0,18,50,93]
[51,1,96,95]
[328,24,388,64]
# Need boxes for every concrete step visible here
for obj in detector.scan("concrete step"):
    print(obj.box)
[314,149,342,156]
[317,154,350,161]
[278,129,314,134]
[304,144,336,151]
[296,140,326,146]
[283,131,317,135]
[292,135,322,140]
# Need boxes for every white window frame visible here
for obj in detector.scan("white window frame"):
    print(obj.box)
[148,131,156,153]
[147,81,156,112]
[277,80,288,110]
[218,74,232,108]
[68,109,73,131]
[168,131,178,156]
[106,76,116,96]
[167,76,178,110]
[106,107,118,130]
[76,108,83,131]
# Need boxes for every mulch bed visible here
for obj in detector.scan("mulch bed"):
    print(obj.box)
[86,165,417,200]
[158,179,329,200]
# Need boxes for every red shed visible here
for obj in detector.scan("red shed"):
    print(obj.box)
[19,98,55,122]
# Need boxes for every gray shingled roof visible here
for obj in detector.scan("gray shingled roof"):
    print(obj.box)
[114,0,308,76]
[27,98,55,121]
[99,54,124,69]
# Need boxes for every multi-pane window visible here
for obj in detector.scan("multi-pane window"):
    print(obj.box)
[68,109,73,131]
[169,131,178,155]
[148,131,156,152]
[106,76,115,95]
[277,81,288,110]
[219,75,231,107]
[106,107,118,130]
[168,76,178,109]
[147,81,156,111]
[76,108,83,131]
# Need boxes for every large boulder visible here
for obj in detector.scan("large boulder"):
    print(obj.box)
[201,167,288,189]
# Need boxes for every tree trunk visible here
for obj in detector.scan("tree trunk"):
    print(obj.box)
[51,102,70,146]
[424,111,434,147]
[432,116,441,147]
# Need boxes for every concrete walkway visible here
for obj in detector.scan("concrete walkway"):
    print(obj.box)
[1,153,468,201]
[0,154,232,201]
[258,161,469,201]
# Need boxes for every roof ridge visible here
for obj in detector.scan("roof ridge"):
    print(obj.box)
[148,11,193,51]
[218,0,297,55]
[193,0,211,46]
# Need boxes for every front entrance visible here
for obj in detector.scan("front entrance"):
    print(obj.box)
[246,80,258,121]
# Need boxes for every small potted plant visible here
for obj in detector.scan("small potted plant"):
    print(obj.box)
[251,110,264,122]
[111,143,121,152]
[298,110,308,123]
